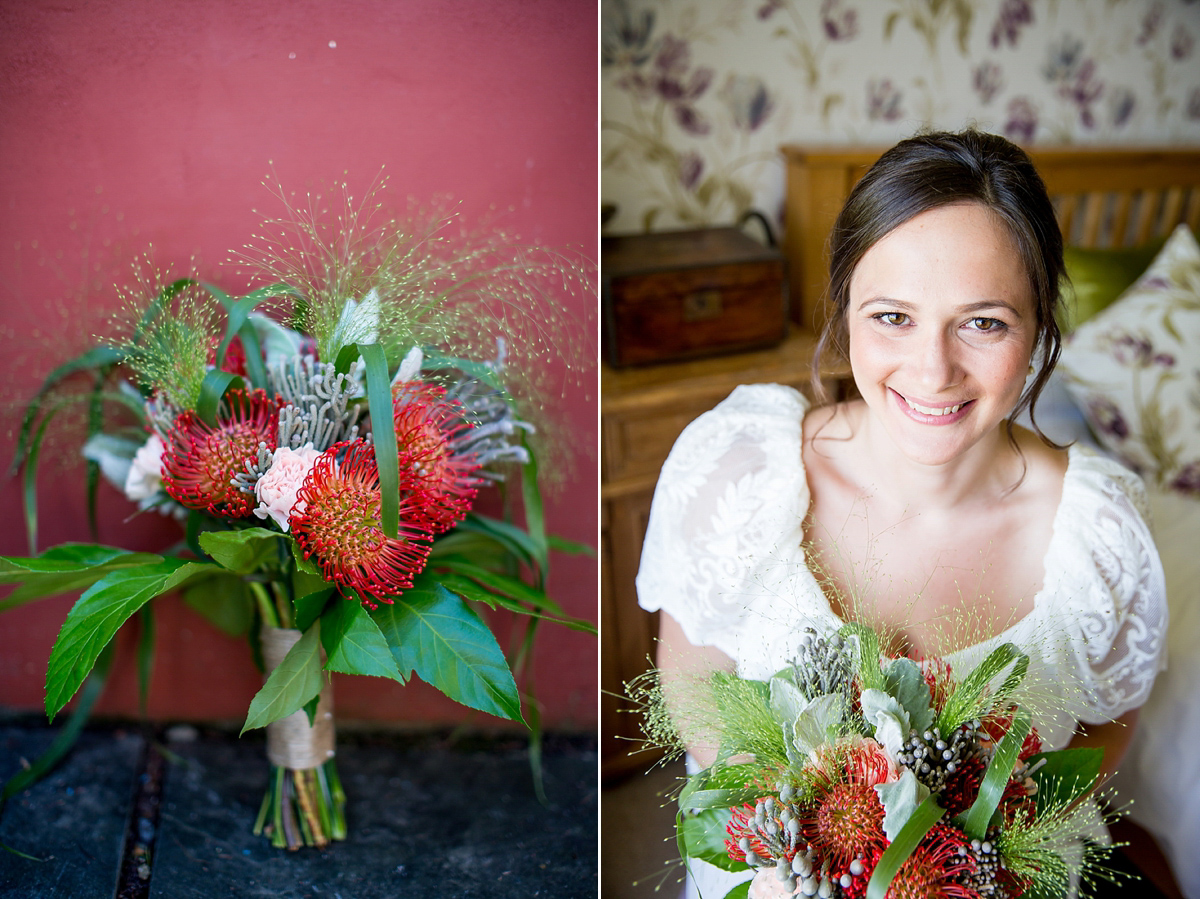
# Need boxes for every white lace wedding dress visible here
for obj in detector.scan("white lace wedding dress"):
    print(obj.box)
[636,384,1168,899]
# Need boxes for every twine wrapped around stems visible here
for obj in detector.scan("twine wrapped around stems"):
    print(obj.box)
[260,625,336,770]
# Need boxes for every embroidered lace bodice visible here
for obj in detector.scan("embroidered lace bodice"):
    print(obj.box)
[636,383,1168,751]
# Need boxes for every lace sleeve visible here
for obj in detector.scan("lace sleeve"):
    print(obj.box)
[635,384,809,659]
[1062,456,1168,724]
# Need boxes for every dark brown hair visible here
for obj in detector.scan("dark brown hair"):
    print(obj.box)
[810,128,1065,445]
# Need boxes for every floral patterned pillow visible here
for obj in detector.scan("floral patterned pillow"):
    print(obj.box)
[1058,224,1200,497]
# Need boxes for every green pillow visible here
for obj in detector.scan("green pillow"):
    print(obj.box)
[1059,238,1167,331]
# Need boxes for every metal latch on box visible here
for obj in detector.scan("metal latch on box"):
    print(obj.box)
[683,289,723,322]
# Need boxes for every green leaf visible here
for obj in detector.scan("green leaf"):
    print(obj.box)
[293,586,335,633]
[11,345,126,476]
[359,343,398,538]
[0,545,162,582]
[546,534,596,557]
[456,514,540,569]
[2,644,114,811]
[867,795,945,899]
[372,584,523,723]
[182,574,254,636]
[965,707,1031,840]
[433,572,596,634]
[678,763,767,812]
[198,528,283,574]
[720,883,751,899]
[136,604,155,715]
[938,643,1028,732]
[1027,747,1104,815]
[292,550,329,600]
[319,599,404,682]
[45,559,212,720]
[883,657,935,735]
[195,369,245,426]
[242,625,323,733]
[519,437,548,579]
[680,806,739,872]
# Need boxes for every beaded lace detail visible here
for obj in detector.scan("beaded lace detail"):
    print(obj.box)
[636,383,1168,750]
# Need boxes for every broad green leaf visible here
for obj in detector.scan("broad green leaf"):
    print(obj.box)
[292,550,329,598]
[0,545,161,581]
[359,343,398,538]
[320,598,404,682]
[883,657,934,735]
[198,528,283,574]
[1027,747,1104,816]
[680,806,739,872]
[719,883,750,899]
[293,586,335,633]
[183,574,254,636]
[372,584,523,723]
[45,559,212,720]
[241,624,324,733]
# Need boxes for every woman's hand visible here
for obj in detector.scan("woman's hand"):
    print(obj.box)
[1067,707,1140,786]
[657,612,736,768]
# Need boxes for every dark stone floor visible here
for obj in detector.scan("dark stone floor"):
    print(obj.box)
[0,720,597,899]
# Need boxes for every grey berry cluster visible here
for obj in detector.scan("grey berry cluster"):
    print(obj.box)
[790,628,858,703]
[895,719,981,793]
[955,829,1014,897]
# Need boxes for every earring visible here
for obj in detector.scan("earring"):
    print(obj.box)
[1028,364,1035,375]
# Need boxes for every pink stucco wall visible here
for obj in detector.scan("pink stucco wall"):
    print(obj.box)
[0,1,597,731]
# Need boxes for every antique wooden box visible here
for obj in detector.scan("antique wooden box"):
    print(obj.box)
[601,227,787,367]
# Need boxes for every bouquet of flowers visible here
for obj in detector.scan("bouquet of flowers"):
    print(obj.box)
[0,181,595,850]
[633,624,1125,899]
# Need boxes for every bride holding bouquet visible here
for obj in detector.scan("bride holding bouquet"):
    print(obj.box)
[636,130,1169,898]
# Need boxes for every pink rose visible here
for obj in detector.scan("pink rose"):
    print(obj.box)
[254,444,321,531]
[124,434,166,502]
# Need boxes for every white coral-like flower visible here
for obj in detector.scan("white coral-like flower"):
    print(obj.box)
[124,434,166,502]
[253,444,322,531]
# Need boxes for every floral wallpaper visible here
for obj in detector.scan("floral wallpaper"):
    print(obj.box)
[601,0,1200,234]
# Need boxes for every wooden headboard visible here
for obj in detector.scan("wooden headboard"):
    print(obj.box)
[780,144,1200,333]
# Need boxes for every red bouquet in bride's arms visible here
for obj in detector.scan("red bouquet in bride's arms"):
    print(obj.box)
[1,177,595,849]
[632,624,1128,898]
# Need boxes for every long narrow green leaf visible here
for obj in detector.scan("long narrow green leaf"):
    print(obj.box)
[85,367,108,539]
[519,436,548,581]
[937,643,1029,733]
[195,369,244,426]
[136,604,155,716]
[11,346,126,476]
[456,514,539,569]
[205,283,282,389]
[866,795,946,899]
[45,559,212,720]
[22,406,55,555]
[434,573,596,633]
[359,343,398,538]
[964,707,1031,839]
[1,644,114,811]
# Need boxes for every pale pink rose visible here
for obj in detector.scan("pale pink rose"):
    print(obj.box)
[124,434,166,502]
[749,869,797,898]
[254,444,321,531]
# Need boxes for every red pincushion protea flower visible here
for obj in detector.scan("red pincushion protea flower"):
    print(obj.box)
[290,440,433,609]
[798,739,895,870]
[885,822,977,899]
[392,381,482,533]
[162,388,281,518]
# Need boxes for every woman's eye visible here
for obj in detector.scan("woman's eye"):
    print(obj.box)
[874,312,909,326]
[968,317,1007,332]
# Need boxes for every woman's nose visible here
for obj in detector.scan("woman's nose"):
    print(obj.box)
[912,329,961,391]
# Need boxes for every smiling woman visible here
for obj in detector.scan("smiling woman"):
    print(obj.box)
[637,129,1168,899]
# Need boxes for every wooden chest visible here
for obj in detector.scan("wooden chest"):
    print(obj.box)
[601,227,787,367]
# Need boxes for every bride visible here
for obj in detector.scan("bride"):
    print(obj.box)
[636,129,1168,898]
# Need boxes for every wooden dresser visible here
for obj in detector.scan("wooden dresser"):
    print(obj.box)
[600,327,851,779]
